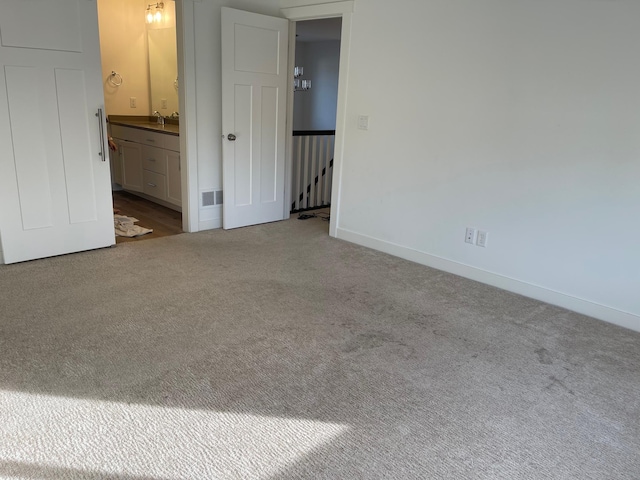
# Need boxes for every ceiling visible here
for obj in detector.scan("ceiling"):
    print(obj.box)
[295,18,342,42]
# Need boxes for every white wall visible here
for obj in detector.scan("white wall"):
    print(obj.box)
[330,0,640,330]
[293,40,340,130]
[292,41,308,131]
[179,0,638,329]
[97,0,150,116]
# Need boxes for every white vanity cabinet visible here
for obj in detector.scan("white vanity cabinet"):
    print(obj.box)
[110,143,124,186]
[120,140,143,192]
[166,151,181,205]
[110,123,181,210]
[142,145,168,201]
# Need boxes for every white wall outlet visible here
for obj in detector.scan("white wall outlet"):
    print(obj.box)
[161,98,168,109]
[357,115,369,130]
[465,227,476,244]
[477,230,488,247]
[129,97,137,108]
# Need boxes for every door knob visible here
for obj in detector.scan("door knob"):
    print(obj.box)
[227,133,237,141]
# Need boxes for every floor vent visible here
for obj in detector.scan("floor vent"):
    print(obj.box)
[202,191,215,207]
[202,190,223,207]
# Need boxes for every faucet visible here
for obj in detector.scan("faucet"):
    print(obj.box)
[170,112,179,119]
[153,111,165,125]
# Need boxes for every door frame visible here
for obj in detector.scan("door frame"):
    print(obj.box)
[175,0,354,235]
[281,1,354,238]
[175,0,198,233]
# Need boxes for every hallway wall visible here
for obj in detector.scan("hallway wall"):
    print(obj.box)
[293,40,340,131]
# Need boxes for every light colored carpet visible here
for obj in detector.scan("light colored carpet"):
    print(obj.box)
[0,215,638,479]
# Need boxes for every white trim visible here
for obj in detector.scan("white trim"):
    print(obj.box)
[328,11,352,238]
[283,22,296,220]
[336,227,640,333]
[176,0,199,233]
[282,1,355,20]
[199,218,222,230]
[198,201,221,230]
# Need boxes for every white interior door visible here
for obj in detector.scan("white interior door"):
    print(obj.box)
[221,7,289,229]
[0,0,114,264]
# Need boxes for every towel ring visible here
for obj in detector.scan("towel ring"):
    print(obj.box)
[108,71,123,87]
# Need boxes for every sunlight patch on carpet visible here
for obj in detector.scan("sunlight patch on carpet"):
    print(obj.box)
[0,390,349,479]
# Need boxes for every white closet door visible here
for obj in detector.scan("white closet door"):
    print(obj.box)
[0,0,114,264]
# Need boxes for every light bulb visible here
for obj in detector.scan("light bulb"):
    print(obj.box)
[154,9,162,22]
[146,9,153,23]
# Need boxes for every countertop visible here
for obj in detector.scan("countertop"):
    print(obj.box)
[108,115,180,136]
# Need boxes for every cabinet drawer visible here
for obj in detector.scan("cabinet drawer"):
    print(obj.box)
[141,145,167,175]
[110,124,141,143]
[143,170,167,201]
[138,130,165,148]
[164,134,180,152]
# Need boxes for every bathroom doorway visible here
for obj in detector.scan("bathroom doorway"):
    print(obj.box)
[97,0,183,243]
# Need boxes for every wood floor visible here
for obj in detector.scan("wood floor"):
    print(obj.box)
[113,191,183,244]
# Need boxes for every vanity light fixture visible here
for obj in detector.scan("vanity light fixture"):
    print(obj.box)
[146,2,164,24]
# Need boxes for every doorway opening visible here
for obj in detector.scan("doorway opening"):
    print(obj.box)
[291,18,342,221]
[97,0,182,243]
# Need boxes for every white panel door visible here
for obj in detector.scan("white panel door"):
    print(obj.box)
[221,7,289,229]
[0,0,114,264]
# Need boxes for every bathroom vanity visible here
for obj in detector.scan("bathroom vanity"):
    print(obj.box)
[108,116,181,211]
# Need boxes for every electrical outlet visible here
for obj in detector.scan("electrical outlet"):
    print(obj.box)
[465,227,476,244]
[357,115,369,130]
[477,230,488,247]
[129,97,137,108]
[161,98,168,109]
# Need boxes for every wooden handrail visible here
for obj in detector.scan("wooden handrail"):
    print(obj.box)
[293,130,336,136]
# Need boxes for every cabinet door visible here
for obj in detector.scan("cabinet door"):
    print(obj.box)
[120,140,143,193]
[111,139,124,185]
[167,151,182,206]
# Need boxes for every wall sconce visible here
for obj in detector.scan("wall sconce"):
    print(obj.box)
[146,2,164,24]
[294,66,311,92]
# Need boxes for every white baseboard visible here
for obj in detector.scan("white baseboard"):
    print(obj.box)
[198,205,222,231]
[336,227,640,333]
[199,218,222,231]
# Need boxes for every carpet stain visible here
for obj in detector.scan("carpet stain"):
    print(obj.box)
[407,312,441,326]
[545,375,575,396]
[343,332,408,353]
[535,347,553,365]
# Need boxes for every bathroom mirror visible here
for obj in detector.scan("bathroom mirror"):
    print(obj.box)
[147,19,178,116]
